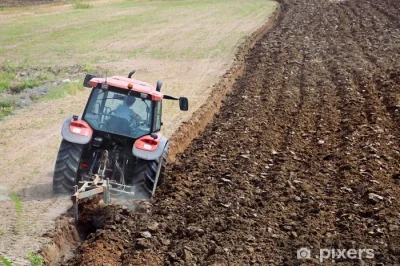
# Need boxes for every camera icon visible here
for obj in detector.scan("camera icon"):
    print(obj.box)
[297,247,311,259]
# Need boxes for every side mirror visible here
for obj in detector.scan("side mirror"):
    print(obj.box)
[156,80,163,92]
[83,74,96,88]
[128,70,136,78]
[179,97,189,111]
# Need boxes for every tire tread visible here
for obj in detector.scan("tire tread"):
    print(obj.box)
[131,143,168,199]
[52,140,83,193]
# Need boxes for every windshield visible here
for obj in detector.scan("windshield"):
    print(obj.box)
[83,88,153,138]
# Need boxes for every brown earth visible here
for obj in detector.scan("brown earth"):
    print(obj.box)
[48,0,400,265]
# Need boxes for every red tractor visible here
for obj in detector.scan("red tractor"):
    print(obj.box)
[52,71,188,200]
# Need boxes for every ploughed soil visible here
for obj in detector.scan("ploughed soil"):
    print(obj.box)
[60,0,400,265]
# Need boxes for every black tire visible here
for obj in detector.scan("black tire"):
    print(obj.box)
[131,143,168,199]
[53,140,83,193]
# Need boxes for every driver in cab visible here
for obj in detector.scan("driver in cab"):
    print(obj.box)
[115,96,142,123]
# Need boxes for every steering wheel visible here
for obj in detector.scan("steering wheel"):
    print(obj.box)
[97,110,116,129]
[129,117,139,133]
[130,112,145,130]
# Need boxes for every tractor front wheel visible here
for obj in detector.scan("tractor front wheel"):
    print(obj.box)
[53,140,83,193]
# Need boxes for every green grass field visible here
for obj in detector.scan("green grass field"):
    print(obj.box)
[2,0,275,59]
[0,0,277,120]
[0,0,277,78]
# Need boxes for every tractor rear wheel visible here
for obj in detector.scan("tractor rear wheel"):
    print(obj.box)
[131,143,168,199]
[53,140,83,193]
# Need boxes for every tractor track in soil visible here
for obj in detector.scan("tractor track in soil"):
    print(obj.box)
[44,0,400,265]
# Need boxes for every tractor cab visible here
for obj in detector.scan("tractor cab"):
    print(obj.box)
[83,85,155,139]
[82,74,188,140]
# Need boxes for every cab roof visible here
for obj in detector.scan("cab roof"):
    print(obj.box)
[88,76,163,101]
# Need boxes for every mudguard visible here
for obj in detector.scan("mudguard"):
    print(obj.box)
[61,117,93,145]
[133,135,168,161]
